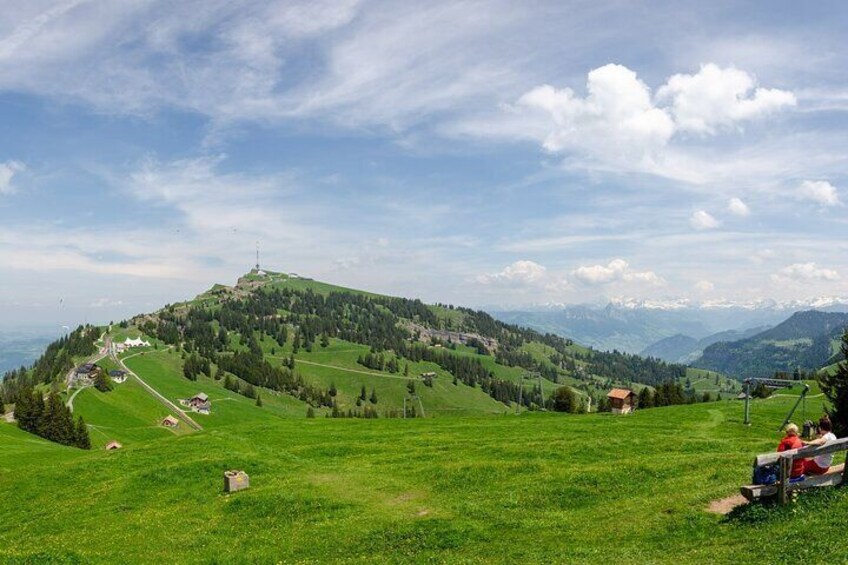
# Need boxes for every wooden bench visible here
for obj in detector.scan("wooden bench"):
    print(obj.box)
[741,437,848,504]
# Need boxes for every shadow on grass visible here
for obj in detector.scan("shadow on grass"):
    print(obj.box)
[723,487,848,525]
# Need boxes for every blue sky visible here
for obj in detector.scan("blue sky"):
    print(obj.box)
[1,0,847,328]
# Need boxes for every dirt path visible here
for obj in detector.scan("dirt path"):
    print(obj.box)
[65,384,91,410]
[118,350,203,431]
[271,356,418,381]
[707,494,748,515]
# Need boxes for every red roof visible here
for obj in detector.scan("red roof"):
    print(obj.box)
[607,388,635,400]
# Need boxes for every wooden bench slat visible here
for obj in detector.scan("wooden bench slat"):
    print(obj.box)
[740,463,845,501]
[754,437,848,467]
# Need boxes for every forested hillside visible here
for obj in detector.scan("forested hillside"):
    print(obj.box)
[693,311,848,377]
[2,271,699,424]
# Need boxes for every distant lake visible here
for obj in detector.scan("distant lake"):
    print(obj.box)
[0,331,54,376]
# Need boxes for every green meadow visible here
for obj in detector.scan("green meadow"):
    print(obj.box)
[3,389,848,564]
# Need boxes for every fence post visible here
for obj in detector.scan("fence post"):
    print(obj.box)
[779,454,792,505]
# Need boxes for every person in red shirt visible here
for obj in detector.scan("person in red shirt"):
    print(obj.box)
[777,423,805,478]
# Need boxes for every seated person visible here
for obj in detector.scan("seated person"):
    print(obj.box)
[777,423,805,478]
[803,416,837,475]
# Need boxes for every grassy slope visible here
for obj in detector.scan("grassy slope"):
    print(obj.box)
[71,378,190,448]
[123,350,308,426]
[3,395,848,563]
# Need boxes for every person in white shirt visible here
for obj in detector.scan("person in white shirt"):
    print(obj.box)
[803,416,838,475]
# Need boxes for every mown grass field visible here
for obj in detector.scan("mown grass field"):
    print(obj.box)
[3,392,848,564]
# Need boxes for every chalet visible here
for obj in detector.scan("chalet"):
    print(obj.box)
[105,441,122,451]
[187,392,211,414]
[109,369,128,383]
[607,388,636,415]
[162,415,179,427]
[737,392,750,401]
[76,362,98,376]
[420,372,437,379]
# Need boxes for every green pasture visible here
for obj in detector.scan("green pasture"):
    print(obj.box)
[3,395,848,563]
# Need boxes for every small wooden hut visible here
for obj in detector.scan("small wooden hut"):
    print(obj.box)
[607,388,636,415]
[162,415,179,427]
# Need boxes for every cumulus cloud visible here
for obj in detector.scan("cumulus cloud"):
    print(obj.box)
[799,180,840,206]
[690,210,720,230]
[656,64,796,134]
[0,160,25,195]
[511,63,795,178]
[477,260,547,285]
[517,64,674,163]
[572,259,662,286]
[727,197,750,217]
[773,262,839,282]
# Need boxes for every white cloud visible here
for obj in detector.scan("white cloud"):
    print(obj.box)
[477,260,547,285]
[572,259,662,286]
[799,180,841,206]
[690,210,720,230]
[773,262,840,282]
[656,63,796,134]
[503,63,796,181]
[0,160,25,194]
[694,280,715,292]
[516,64,675,162]
[727,197,750,217]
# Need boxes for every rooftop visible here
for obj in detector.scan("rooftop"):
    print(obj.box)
[607,388,635,400]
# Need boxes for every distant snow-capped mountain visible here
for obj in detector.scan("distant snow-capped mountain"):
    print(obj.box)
[489,297,848,354]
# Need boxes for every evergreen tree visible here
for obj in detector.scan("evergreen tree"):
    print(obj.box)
[638,387,654,409]
[329,382,337,397]
[359,385,367,401]
[407,380,415,394]
[74,416,91,449]
[320,333,330,348]
[94,370,113,392]
[820,330,848,437]
[306,406,315,418]
[369,388,378,404]
[255,394,263,407]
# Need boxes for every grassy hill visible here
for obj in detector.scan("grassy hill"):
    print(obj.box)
[2,395,848,563]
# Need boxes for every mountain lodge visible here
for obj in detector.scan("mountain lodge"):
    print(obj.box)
[607,388,636,414]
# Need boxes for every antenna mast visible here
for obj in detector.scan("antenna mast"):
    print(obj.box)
[255,241,260,271]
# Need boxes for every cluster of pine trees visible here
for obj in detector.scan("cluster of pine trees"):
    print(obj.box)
[217,351,331,407]
[635,381,715,409]
[357,352,400,373]
[14,389,90,449]
[182,353,211,381]
[819,330,848,437]
[329,404,379,418]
